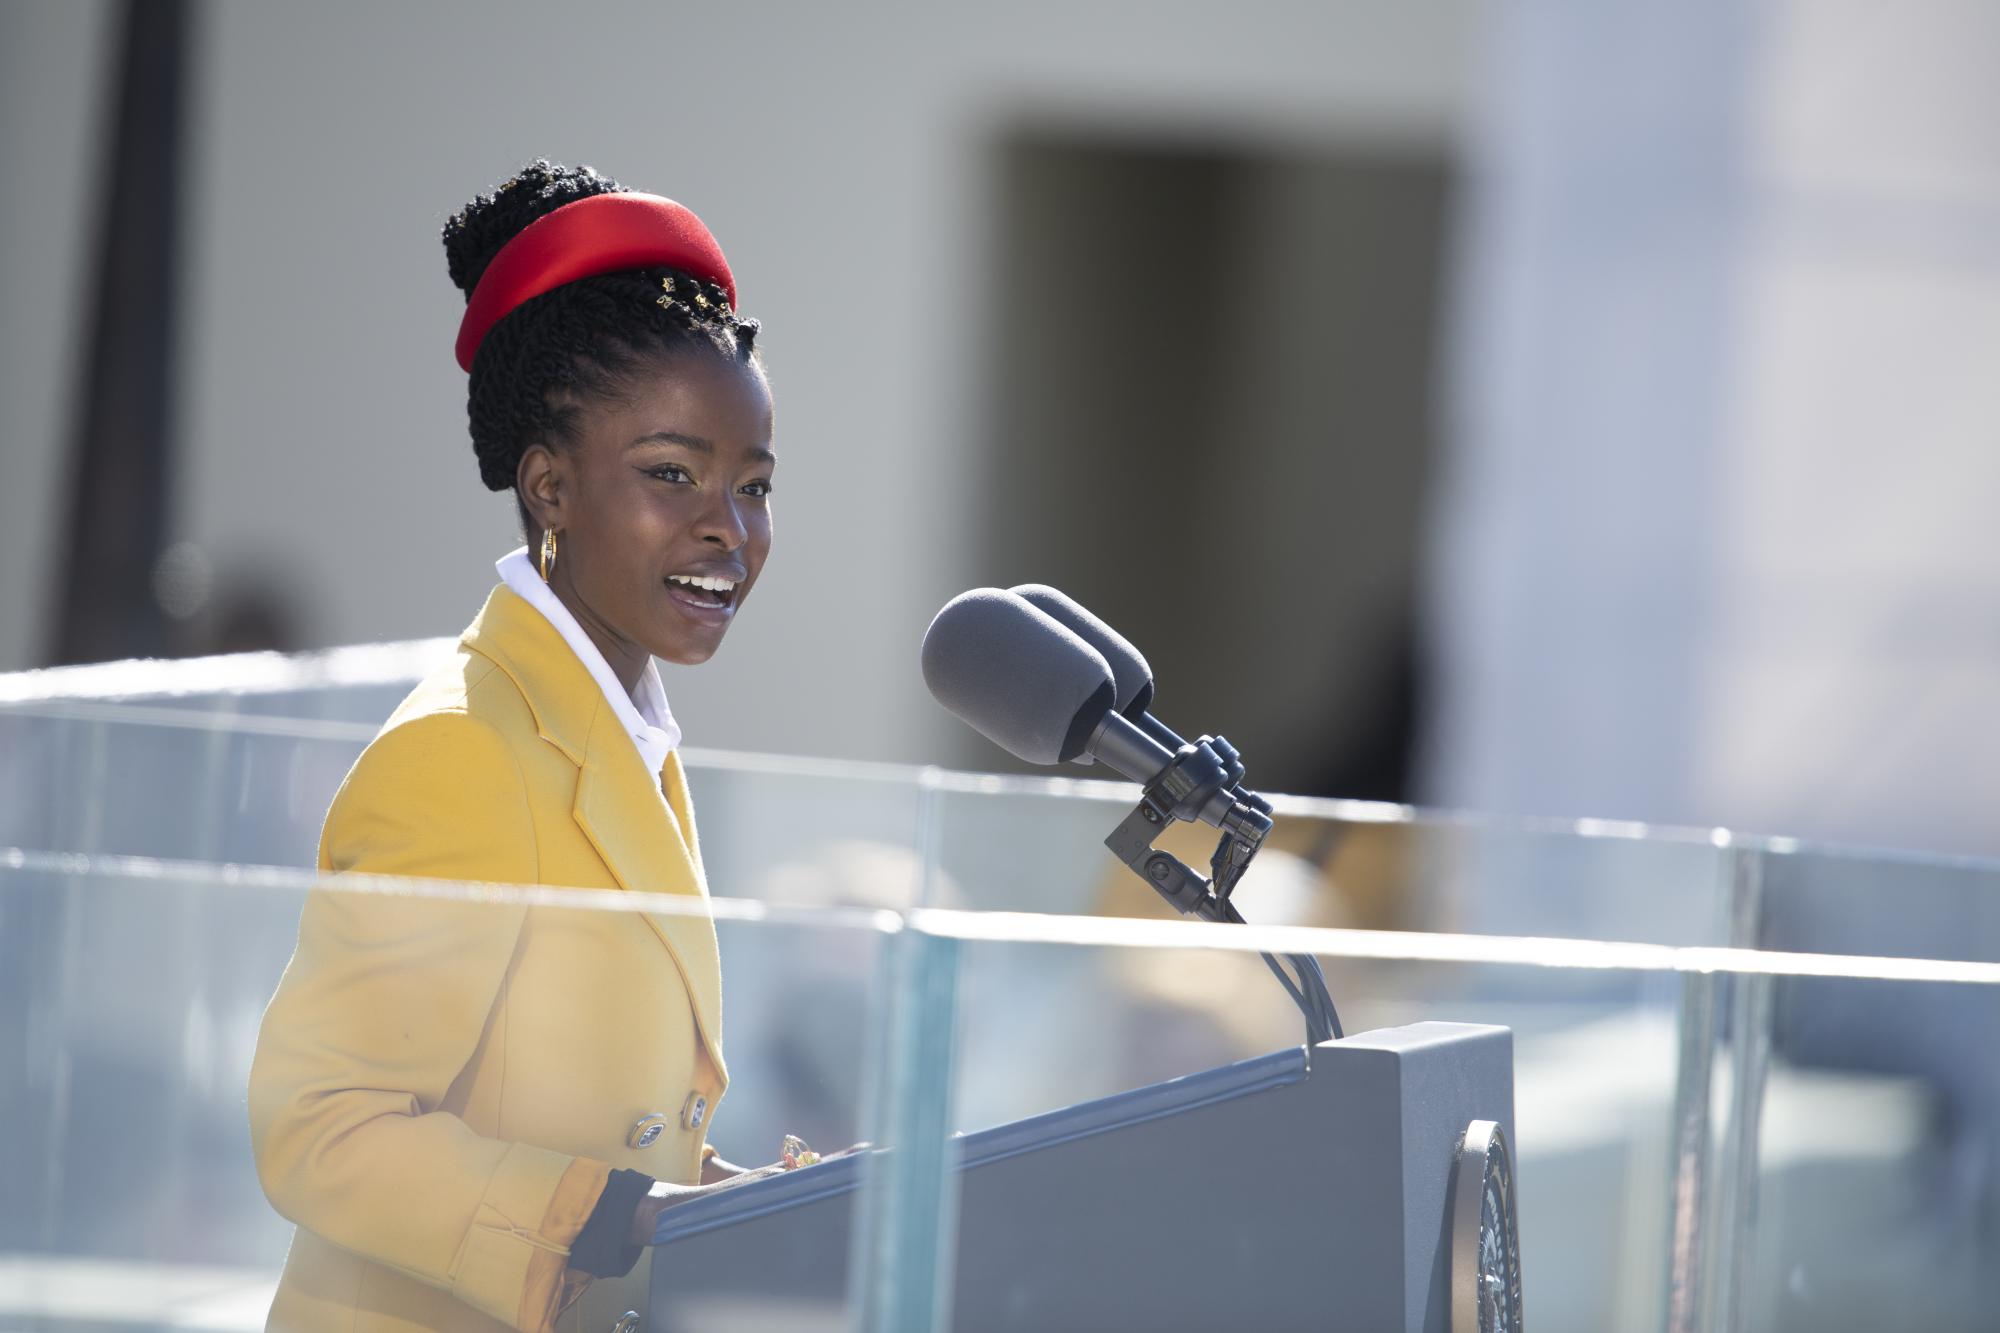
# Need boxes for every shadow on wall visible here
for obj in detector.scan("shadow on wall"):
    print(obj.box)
[969,125,1452,803]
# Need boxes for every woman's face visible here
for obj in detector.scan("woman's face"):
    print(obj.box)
[520,349,775,669]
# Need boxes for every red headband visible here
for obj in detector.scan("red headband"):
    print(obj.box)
[454,192,737,371]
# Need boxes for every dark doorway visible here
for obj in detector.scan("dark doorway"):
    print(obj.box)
[49,0,194,667]
[973,129,1451,801]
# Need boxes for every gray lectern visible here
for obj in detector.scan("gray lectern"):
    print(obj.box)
[647,1021,1514,1332]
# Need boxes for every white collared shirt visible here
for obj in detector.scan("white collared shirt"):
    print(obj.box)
[496,547,681,777]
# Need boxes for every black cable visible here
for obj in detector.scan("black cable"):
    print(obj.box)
[1260,950,1314,1014]
[1266,955,1323,1045]
[1210,824,1343,1042]
[1108,753,1344,1048]
[1302,954,1343,1039]
[1217,899,1340,1045]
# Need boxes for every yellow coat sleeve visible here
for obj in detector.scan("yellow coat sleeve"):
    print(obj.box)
[248,709,608,1332]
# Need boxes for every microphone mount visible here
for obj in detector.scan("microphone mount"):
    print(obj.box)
[1103,733,1264,915]
[1099,731,1343,1046]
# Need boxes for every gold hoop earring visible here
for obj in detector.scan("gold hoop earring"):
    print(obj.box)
[539,528,559,583]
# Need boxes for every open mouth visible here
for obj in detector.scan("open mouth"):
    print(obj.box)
[665,572,739,613]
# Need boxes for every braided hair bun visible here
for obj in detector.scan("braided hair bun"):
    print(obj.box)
[443,160,761,493]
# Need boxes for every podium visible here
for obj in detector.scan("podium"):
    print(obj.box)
[648,1022,1515,1332]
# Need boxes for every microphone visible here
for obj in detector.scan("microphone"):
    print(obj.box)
[1009,584,1154,717]
[924,583,1344,1045]
[1010,583,1264,821]
[918,588,1117,766]
[922,587,1240,830]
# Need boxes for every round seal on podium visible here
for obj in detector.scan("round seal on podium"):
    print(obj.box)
[1451,1118,1523,1333]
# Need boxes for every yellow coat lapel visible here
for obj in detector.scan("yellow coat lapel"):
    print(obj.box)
[571,705,726,1072]
[463,585,727,1077]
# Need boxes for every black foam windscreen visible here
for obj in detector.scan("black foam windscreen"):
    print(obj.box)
[1010,584,1156,718]
[920,588,1118,765]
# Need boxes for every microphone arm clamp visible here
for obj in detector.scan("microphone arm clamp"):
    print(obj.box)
[1103,733,1271,920]
[1099,730,1341,1047]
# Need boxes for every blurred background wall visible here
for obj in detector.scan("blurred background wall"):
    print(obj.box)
[4,0,1999,858]
[1428,0,2000,858]
[0,0,1472,773]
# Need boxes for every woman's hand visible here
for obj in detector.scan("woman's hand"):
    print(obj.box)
[625,1163,788,1245]
[700,1153,749,1186]
[627,1180,708,1247]
[629,1141,878,1244]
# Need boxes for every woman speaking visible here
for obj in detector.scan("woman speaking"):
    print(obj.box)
[249,161,781,1333]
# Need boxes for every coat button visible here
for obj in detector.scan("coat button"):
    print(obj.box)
[681,1092,707,1131]
[612,1312,640,1333]
[627,1113,669,1150]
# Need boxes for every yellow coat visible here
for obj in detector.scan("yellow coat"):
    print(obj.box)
[249,584,728,1333]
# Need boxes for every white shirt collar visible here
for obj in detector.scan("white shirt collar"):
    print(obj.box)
[496,547,681,775]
